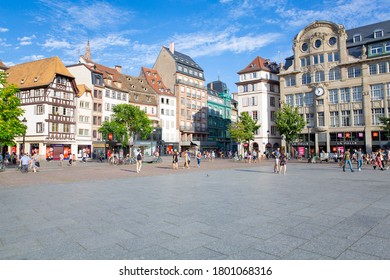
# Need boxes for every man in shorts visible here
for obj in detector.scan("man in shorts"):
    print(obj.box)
[272,147,280,173]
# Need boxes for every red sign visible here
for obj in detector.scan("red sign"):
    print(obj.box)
[108,133,113,140]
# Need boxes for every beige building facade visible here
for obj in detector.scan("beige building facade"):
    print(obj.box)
[279,20,390,156]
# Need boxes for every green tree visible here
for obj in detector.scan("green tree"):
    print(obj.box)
[274,104,306,153]
[98,120,128,146]
[112,103,153,139]
[379,116,390,140]
[0,72,26,154]
[228,112,260,151]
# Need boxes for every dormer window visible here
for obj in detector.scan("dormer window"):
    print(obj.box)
[374,29,384,38]
[353,34,361,43]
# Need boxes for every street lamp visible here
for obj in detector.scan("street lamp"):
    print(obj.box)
[21,117,27,155]
[307,124,311,160]
[267,130,270,155]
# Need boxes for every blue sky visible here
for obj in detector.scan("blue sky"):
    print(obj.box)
[1,0,390,92]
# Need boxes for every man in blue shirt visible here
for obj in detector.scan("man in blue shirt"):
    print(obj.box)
[20,153,31,173]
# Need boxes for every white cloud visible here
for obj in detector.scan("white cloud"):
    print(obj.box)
[0,38,11,47]
[38,0,132,31]
[170,30,282,57]
[0,27,9,32]
[21,55,45,61]
[41,39,71,50]
[17,35,37,46]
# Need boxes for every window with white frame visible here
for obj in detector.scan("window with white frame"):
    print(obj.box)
[286,94,294,106]
[105,89,110,97]
[369,63,377,75]
[353,34,361,42]
[296,93,304,107]
[315,71,325,82]
[353,109,364,126]
[386,42,390,52]
[352,86,362,101]
[341,110,350,126]
[302,73,311,84]
[252,111,258,121]
[313,54,324,64]
[374,29,384,38]
[270,125,276,136]
[105,103,110,111]
[378,62,387,73]
[340,88,350,103]
[372,108,384,125]
[285,75,296,87]
[348,66,362,78]
[301,56,310,67]
[329,68,341,80]
[371,44,383,55]
[328,52,339,62]
[371,84,384,100]
[250,96,258,106]
[330,111,339,127]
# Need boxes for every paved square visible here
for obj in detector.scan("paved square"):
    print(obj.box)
[0,159,389,259]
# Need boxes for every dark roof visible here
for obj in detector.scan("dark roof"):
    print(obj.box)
[164,47,203,71]
[346,19,390,46]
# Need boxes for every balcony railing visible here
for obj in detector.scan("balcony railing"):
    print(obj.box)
[47,114,75,124]
[47,132,75,140]
[176,79,207,90]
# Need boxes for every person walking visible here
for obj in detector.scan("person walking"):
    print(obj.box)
[172,150,179,170]
[183,150,190,169]
[279,150,287,175]
[196,150,202,168]
[20,153,31,173]
[272,147,280,173]
[136,149,143,173]
[59,153,64,166]
[356,147,363,171]
[31,153,40,173]
[343,148,355,172]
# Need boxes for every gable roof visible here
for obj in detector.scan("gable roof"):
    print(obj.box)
[6,56,74,89]
[84,62,124,91]
[76,84,92,97]
[237,56,279,74]
[0,60,8,70]
[120,73,158,106]
[140,67,174,97]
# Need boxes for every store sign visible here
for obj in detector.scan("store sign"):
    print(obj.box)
[336,141,357,145]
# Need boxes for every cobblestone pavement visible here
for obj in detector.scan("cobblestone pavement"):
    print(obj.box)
[1,158,390,260]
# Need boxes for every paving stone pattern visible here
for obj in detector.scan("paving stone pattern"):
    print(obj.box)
[0,159,390,259]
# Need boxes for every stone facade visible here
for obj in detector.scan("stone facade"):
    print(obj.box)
[279,20,390,155]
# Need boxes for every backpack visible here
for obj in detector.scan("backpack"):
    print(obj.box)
[137,153,142,160]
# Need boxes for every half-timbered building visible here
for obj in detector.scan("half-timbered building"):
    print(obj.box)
[6,56,78,160]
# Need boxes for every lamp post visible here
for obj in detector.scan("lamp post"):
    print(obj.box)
[21,117,27,156]
[307,124,311,159]
[267,130,270,155]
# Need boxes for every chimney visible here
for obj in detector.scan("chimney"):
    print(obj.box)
[115,65,122,73]
[169,42,175,54]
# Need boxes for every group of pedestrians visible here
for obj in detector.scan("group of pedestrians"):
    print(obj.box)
[271,147,288,175]
[19,153,40,173]
[340,148,389,172]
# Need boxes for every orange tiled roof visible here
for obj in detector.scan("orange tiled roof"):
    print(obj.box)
[140,66,174,96]
[0,60,8,70]
[76,84,92,97]
[5,56,74,89]
[237,56,278,74]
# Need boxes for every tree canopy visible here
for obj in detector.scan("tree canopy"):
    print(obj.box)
[379,116,390,139]
[99,103,153,147]
[228,112,260,146]
[0,72,26,151]
[274,104,306,150]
